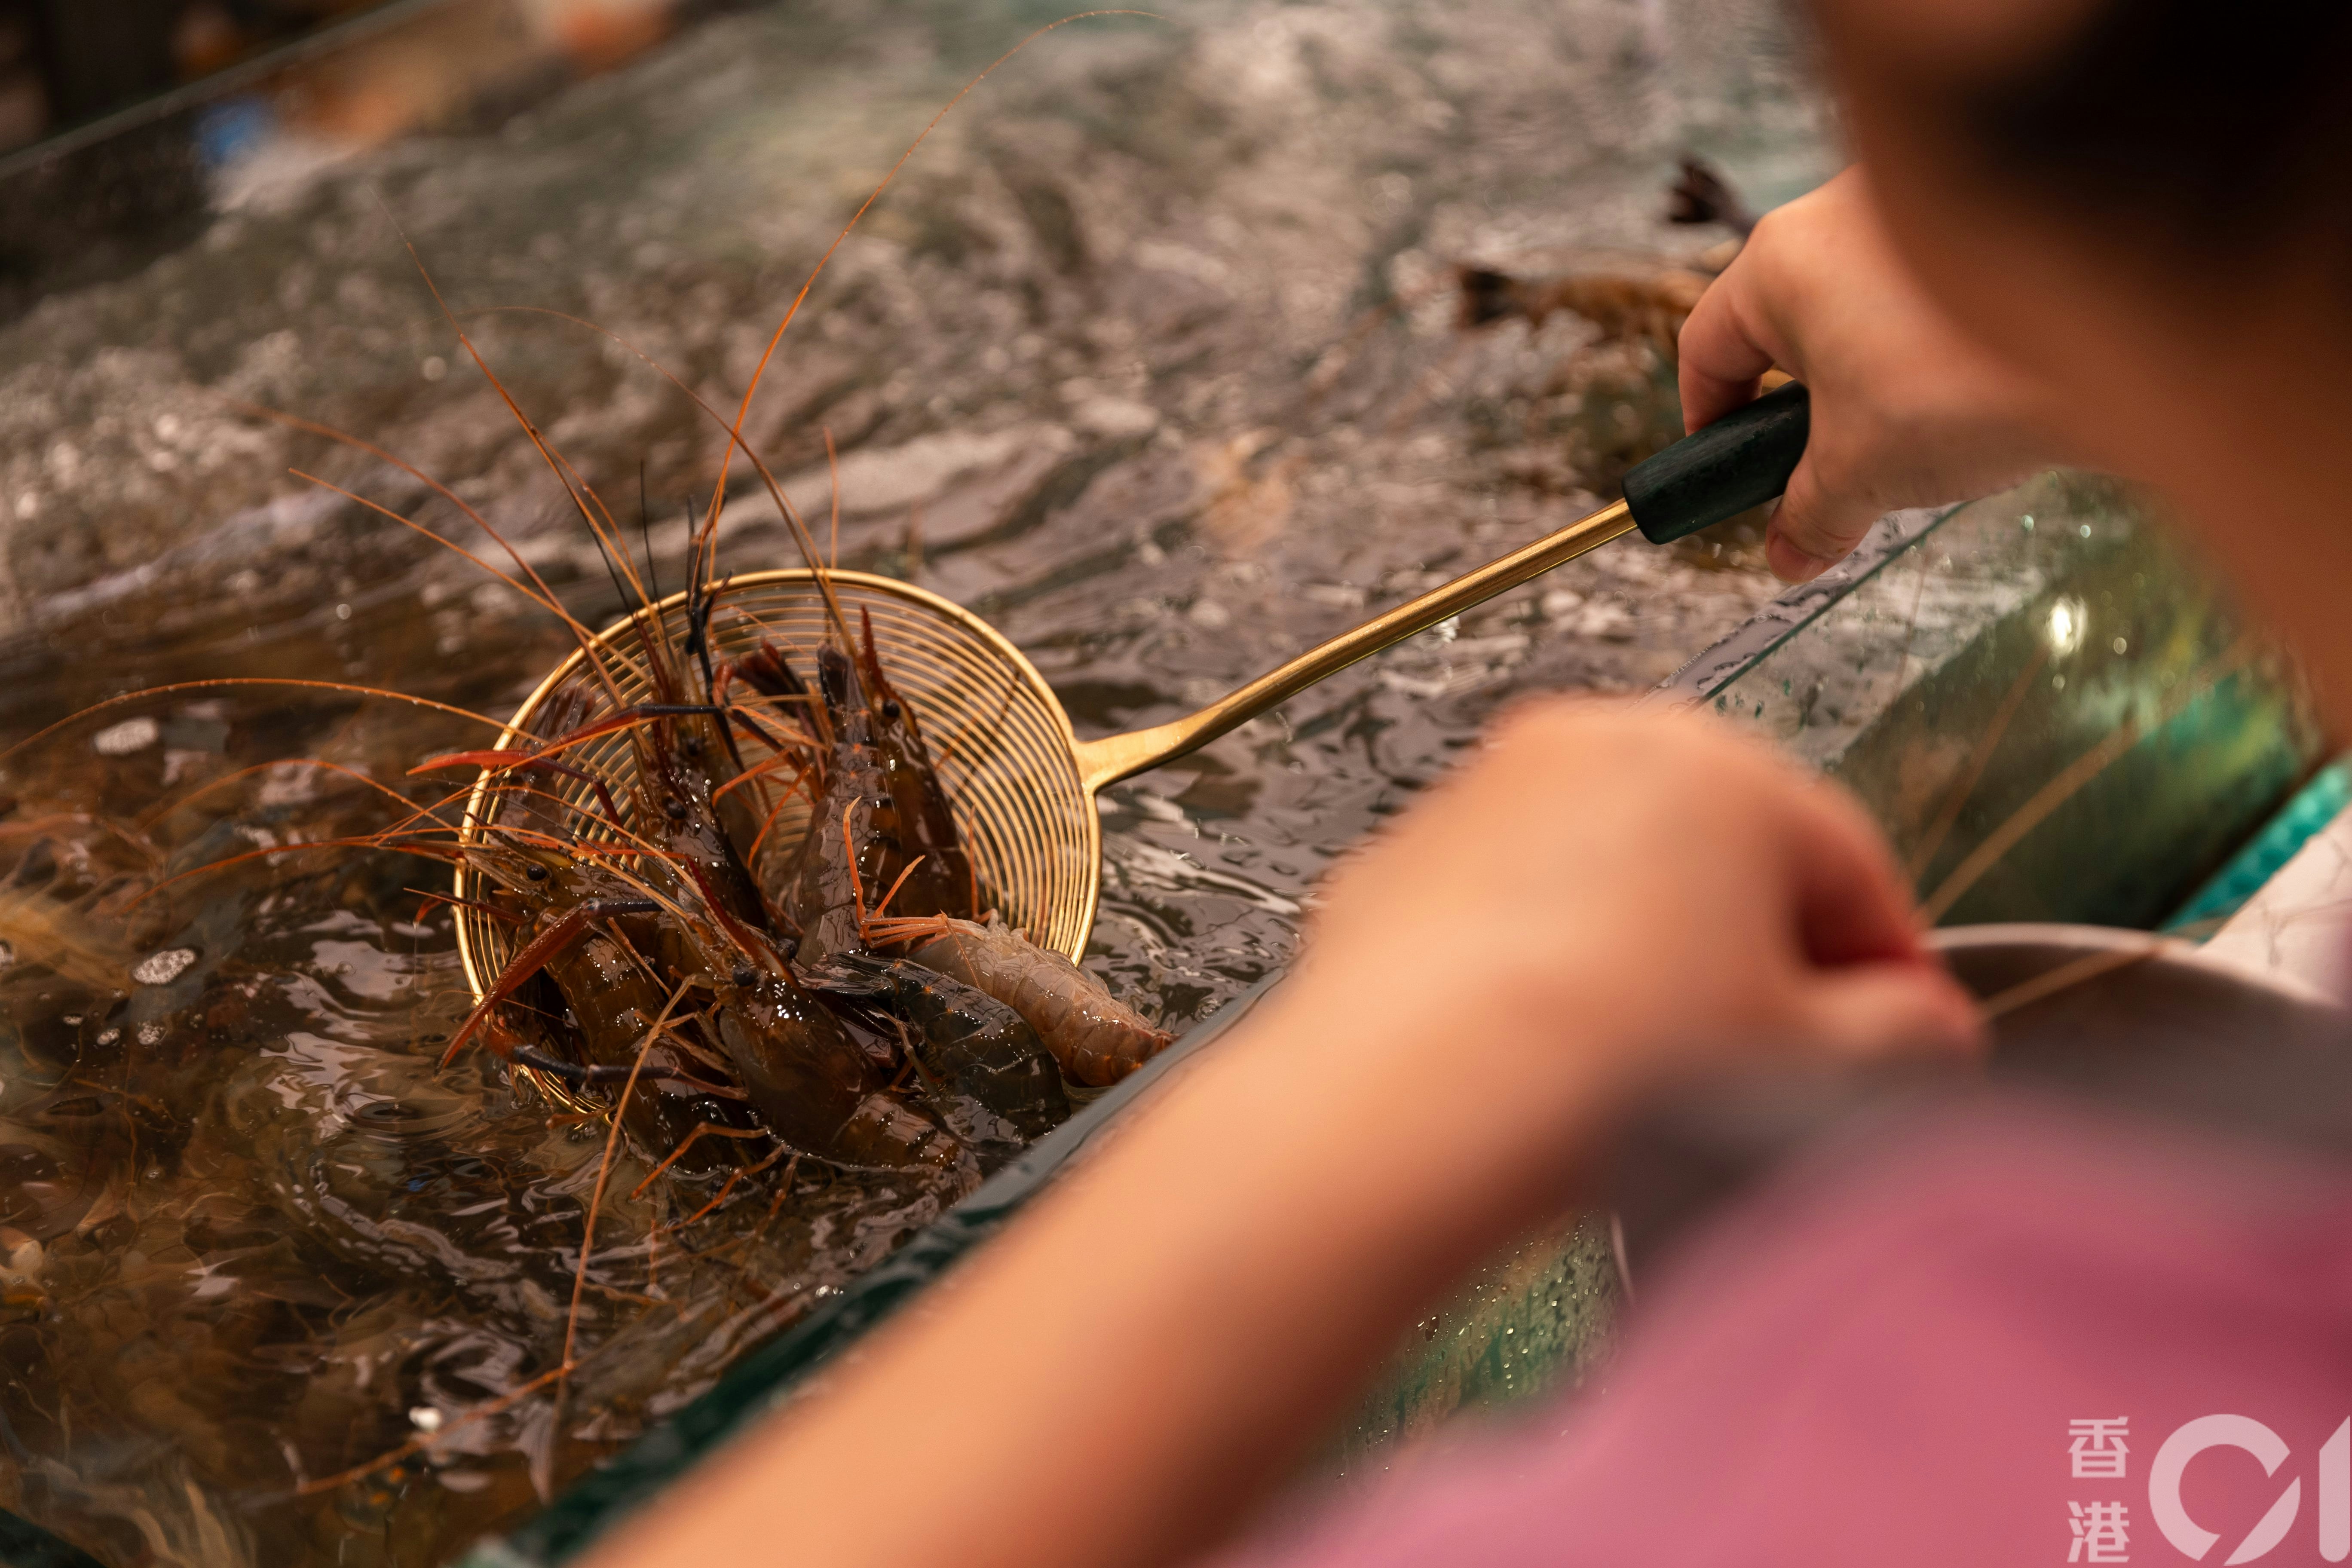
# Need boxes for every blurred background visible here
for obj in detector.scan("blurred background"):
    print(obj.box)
[0,0,692,152]
[0,0,735,308]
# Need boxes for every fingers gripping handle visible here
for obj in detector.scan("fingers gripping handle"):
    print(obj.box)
[1622,381,1812,544]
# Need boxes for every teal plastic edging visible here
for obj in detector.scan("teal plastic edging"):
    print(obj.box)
[2162,758,2352,936]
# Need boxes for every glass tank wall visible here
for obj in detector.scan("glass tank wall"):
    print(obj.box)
[1707,472,2321,931]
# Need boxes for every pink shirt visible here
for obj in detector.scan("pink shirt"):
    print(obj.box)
[1219,1096,2352,1567]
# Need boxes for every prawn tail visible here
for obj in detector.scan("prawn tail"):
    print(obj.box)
[831,1091,970,1175]
[1064,1014,1177,1088]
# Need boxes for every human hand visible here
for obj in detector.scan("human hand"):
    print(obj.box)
[1271,701,1981,1207]
[1679,168,2067,582]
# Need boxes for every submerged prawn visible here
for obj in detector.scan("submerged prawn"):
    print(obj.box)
[454,805,964,1173]
[755,614,979,965]
[1455,265,1711,366]
[867,912,1171,1087]
[444,742,762,1173]
[816,949,1068,1142]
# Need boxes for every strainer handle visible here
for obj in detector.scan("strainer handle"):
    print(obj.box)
[1072,383,1813,793]
[1623,380,1812,544]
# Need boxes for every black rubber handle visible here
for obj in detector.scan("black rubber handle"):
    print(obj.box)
[1622,380,1811,544]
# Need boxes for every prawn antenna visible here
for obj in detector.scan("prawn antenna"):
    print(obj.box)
[682,504,723,698]
[638,462,660,607]
[585,514,639,618]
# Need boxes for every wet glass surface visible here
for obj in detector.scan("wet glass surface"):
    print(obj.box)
[0,1,1832,1560]
[1712,474,2323,929]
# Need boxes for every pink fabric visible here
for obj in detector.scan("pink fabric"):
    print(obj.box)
[1216,1097,2352,1567]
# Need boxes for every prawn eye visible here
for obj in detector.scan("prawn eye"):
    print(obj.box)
[664,800,688,821]
[880,700,901,722]
[525,864,549,882]
[683,735,703,756]
[730,964,757,987]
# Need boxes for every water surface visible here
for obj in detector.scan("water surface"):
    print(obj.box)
[0,3,1828,1559]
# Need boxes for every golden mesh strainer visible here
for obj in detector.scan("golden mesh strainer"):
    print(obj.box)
[453,383,1811,997]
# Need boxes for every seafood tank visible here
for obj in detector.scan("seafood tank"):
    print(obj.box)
[8,2,2306,1565]
[0,0,1831,1560]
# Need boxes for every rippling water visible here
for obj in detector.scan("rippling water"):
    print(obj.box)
[0,1,1829,1559]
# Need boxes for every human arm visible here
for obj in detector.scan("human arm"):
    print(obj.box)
[584,703,1981,1568]
[1679,168,2074,582]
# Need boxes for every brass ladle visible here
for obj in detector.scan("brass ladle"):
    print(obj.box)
[456,384,1811,988]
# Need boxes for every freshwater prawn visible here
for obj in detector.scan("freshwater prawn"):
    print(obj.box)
[815,949,1069,1143]
[730,554,980,964]
[447,695,970,1176]
[866,911,1172,1087]
[450,734,766,1177]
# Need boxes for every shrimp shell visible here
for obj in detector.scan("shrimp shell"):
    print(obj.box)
[904,916,1171,1087]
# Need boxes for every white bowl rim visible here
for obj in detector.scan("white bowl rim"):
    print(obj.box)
[1928,920,2345,1013]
